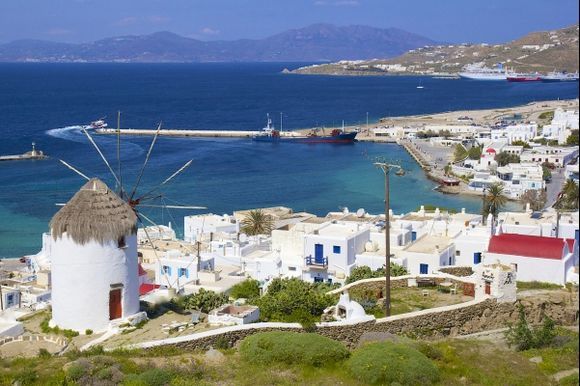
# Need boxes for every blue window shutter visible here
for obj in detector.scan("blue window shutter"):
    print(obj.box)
[168,266,172,276]
[185,269,189,278]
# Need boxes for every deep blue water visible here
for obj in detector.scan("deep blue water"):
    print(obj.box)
[0,63,578,257]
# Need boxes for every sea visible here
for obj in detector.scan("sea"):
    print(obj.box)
[0,63,578,258]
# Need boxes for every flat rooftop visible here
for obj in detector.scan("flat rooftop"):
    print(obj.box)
[404,235,452,254]
[316,223,366,238]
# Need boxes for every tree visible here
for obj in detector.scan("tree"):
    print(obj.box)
[505,303,556,351]
[483,183,507,220]
[453,144,468,162]
[511,140,531,149]
[440,129,452,139]
[241,209,274,236]
[566,129,579,146]
[467,146,482,160]
[520,190,547,211]
[345,264,408,284]
[495,151,520,167]
[541,161,553,181]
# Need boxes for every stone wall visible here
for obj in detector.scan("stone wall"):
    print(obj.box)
[439,266,474,277]
[136,290,578,352]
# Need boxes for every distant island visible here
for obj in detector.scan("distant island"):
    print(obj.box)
[0,23,435,63]
[292,24,580,76]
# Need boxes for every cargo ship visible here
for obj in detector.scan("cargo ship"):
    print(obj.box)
[252,115,357,143]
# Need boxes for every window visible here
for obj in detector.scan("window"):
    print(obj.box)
[419,264,428,275]
[162,265,172,276]
[117,236,126,249]
[178,268,189,278]
[6,294,14,307]
[333,245,341,254]
[473,252,482,264]
[288,266,296,271]
[455,250,461,256]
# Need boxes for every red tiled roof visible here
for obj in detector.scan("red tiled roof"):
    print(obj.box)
[139,283,160,296]
[488,234,574,260]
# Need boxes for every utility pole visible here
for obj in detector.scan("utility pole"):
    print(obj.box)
[374,161,403,317]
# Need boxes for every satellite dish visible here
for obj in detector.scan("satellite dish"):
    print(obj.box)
[356,208,365,218]
[239,234,248,243]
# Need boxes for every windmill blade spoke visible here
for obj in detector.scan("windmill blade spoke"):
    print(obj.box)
[116,111,124,199]
[137,159,193,201]
[138,204,207,210]
[81,128,122,188]
[59,159,91,181]
[129,122,162,200]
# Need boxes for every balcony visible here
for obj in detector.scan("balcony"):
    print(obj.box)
[305,255,328,269]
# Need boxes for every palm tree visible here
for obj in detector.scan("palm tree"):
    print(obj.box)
[483,183,507,220]
[241,209,274,236]
[562,179,579,210]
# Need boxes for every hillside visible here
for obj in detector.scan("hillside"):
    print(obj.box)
[0,24,435,63]
[293,24,579,75]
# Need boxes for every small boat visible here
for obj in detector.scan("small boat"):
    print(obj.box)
[395,169,406,176]
[90,118,108,129]
[506,72,541,82]
[416,86,424,89]
[540,70,579,82]
[252,114,357,144]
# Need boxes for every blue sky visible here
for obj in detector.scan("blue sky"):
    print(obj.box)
[0,0,578,44]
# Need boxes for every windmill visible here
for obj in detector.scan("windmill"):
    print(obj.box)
[58,112,206,289]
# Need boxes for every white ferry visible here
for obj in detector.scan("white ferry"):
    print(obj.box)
[458,64,506,81]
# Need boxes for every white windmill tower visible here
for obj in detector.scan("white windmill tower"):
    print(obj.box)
[49,178,140,333]
[51,115,205,332]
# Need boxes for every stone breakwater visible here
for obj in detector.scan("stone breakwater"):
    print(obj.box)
[128,290,578,352]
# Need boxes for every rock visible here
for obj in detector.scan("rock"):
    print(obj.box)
[483,309,492,318]
[204,348,226,364]
[529,356,543,364]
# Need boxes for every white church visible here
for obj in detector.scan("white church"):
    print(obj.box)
[48,178,142,333]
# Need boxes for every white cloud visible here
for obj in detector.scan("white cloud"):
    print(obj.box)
[200,27,220,36]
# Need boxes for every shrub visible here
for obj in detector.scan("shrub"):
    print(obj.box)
[256,278,335,322]
[505,303,556,351]
[38,348,52,359]
[346,342,440,385]
[179,288,228,313]
[229,279,260,300]
[85,329,93,335]
[346,264,408,284]
[239,331,349,367]
[66,363,89,382]
[124,368,174,386]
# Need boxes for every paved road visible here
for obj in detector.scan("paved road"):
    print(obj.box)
[410,139,454,169]
[545,167,566,208]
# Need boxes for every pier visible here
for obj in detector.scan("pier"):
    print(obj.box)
[95,128,303,138]
[0,143,47,162]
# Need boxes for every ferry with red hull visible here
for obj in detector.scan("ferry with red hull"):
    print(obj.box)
[506,72,541,82]
[252,115,357,144]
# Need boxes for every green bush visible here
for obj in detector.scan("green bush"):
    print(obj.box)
[505,303,556,351]
[346,342,440,385]
[239,331,349,367]
[256,278,335,322]
[346,264,408,284]
[66,363,88,382]
[85,329,93,335]
[229,279,260,300]
[178,288,228,313]
[38,348,51,359]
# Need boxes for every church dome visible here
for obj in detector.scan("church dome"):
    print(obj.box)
[50,178,137,245]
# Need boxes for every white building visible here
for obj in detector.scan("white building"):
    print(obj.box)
[208,304,260,326]
[484,233,578,285]
[497,210,579,239]
[490,123,537,144]
[542,108,579,144]
[520,146,579,167]
[496,163,545,199]
[49,178,141,333]
[401,235,455,275]
[453,226,491,266]
[184,214,239,243]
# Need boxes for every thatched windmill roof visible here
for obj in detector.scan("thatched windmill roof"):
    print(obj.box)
[50,178,137,245]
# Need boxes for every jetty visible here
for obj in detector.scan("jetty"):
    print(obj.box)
[95,128,304,138]
[0,143,47,162]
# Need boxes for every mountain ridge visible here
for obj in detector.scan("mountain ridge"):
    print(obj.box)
[0,24,436,63]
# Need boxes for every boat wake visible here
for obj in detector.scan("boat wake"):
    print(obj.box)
[45,125,88,143]
[45,125,144,156]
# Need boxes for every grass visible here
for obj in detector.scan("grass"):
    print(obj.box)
[517,281,564,291]
[0,328,577,385]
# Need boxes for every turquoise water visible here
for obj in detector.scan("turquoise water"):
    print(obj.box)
[0,63,577,257]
